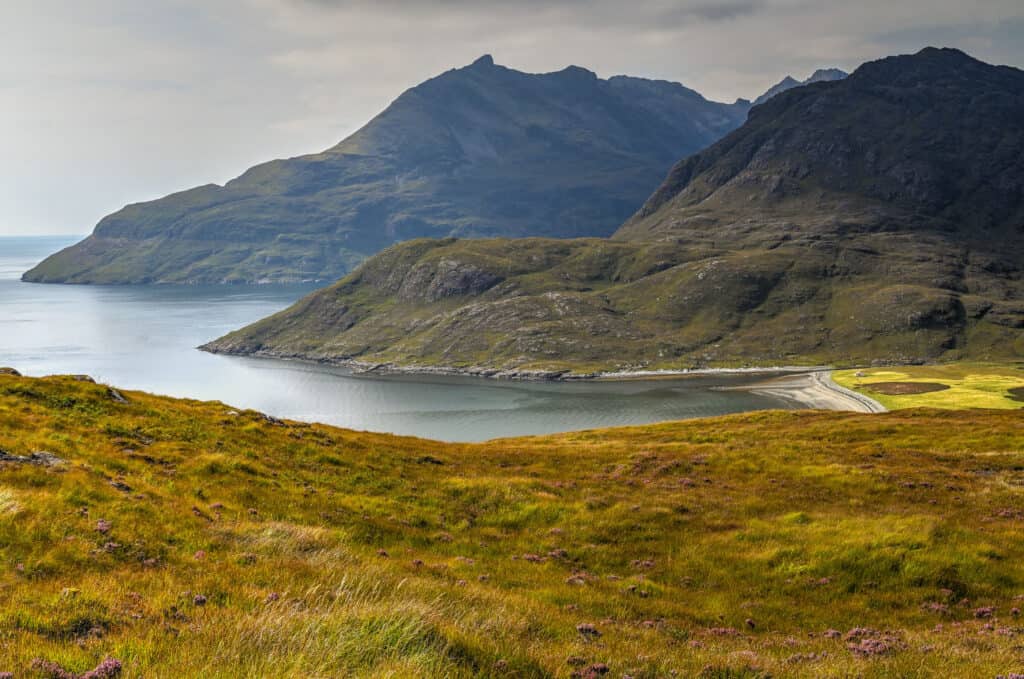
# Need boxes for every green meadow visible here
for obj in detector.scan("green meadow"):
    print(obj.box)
[835,363,1024,411]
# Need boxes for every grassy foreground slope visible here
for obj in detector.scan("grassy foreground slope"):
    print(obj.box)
[1,373,1024,677]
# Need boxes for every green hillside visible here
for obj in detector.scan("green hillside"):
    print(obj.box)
[205,48,1024,372]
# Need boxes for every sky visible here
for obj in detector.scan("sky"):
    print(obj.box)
[2,0,1023,236]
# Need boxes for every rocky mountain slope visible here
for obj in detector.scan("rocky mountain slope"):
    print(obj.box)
[204,48,1024,373]
[23,56,749,285]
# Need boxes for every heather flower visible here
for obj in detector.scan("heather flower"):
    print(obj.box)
[974,606,996,619]
[576,622,600,637]
[376,549,389,558]
[522,553,544,563]
[571,663,609,679]
[745,618,756,629]
[707,627,739,636]
[80,658,123,679]
[548,548,569,559]
[847,638,896,657]
[194,550,206,560]
[193,594,207,606]
[29,659,75,679]
[0,672,12,679]
[411,559,424,568]
[95,519,112,534]
[265,592,280,603]
[823,629,841,639]
[1012,607,1021,617]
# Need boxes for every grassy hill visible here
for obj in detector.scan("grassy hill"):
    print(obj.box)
[1,372,1024,676]
[22,56,749,285]
[204,48,1024,372]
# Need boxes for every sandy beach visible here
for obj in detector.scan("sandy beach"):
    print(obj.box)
[723,370,888,413]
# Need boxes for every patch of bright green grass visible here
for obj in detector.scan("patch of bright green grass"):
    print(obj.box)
[834,363,1024,410]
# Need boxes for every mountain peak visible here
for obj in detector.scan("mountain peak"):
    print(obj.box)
[470,54,495,68]
[753,70,844,106]
[557,64,598,80]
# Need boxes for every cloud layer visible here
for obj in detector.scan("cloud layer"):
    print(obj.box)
[3,0,1023,235]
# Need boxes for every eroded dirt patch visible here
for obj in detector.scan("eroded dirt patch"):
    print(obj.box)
[863,381,951,396]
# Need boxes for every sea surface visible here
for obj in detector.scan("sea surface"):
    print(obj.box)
[0,236,799,441]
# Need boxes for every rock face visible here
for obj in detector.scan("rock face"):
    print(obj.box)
[23,56,750,285]
[203,48,1024,373]
[622,48,1023,242]
[0,451,65,467]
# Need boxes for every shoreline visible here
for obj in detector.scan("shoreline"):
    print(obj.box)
[200,345,828,381]
[203,347,886,414]
[720,370,888,414]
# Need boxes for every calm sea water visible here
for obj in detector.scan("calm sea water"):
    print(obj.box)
[0,236,798,441]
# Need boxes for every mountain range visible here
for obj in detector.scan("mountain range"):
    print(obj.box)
[23,56,754,284]
[752,68,847,106]
[203,48,1024,373]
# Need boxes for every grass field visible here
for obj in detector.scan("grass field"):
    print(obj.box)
[834,363,1024,410]
[1,373,1024,677]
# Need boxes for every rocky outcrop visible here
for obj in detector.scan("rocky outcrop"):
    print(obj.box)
[0,451,66,467]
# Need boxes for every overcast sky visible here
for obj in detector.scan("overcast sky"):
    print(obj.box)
[3,0,1023,236]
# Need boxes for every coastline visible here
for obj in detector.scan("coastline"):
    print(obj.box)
[720,370,888,414]
[202,346,886,414]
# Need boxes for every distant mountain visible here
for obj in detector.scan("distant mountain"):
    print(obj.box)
[24,55,750,285]
[753,67,847,105]
[204,48,1024,373]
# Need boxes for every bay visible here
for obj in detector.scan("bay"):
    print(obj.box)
[0,236,799,441]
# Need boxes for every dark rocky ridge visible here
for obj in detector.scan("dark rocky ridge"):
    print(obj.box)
[24,56,750,285]
[203,48,1024,373]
